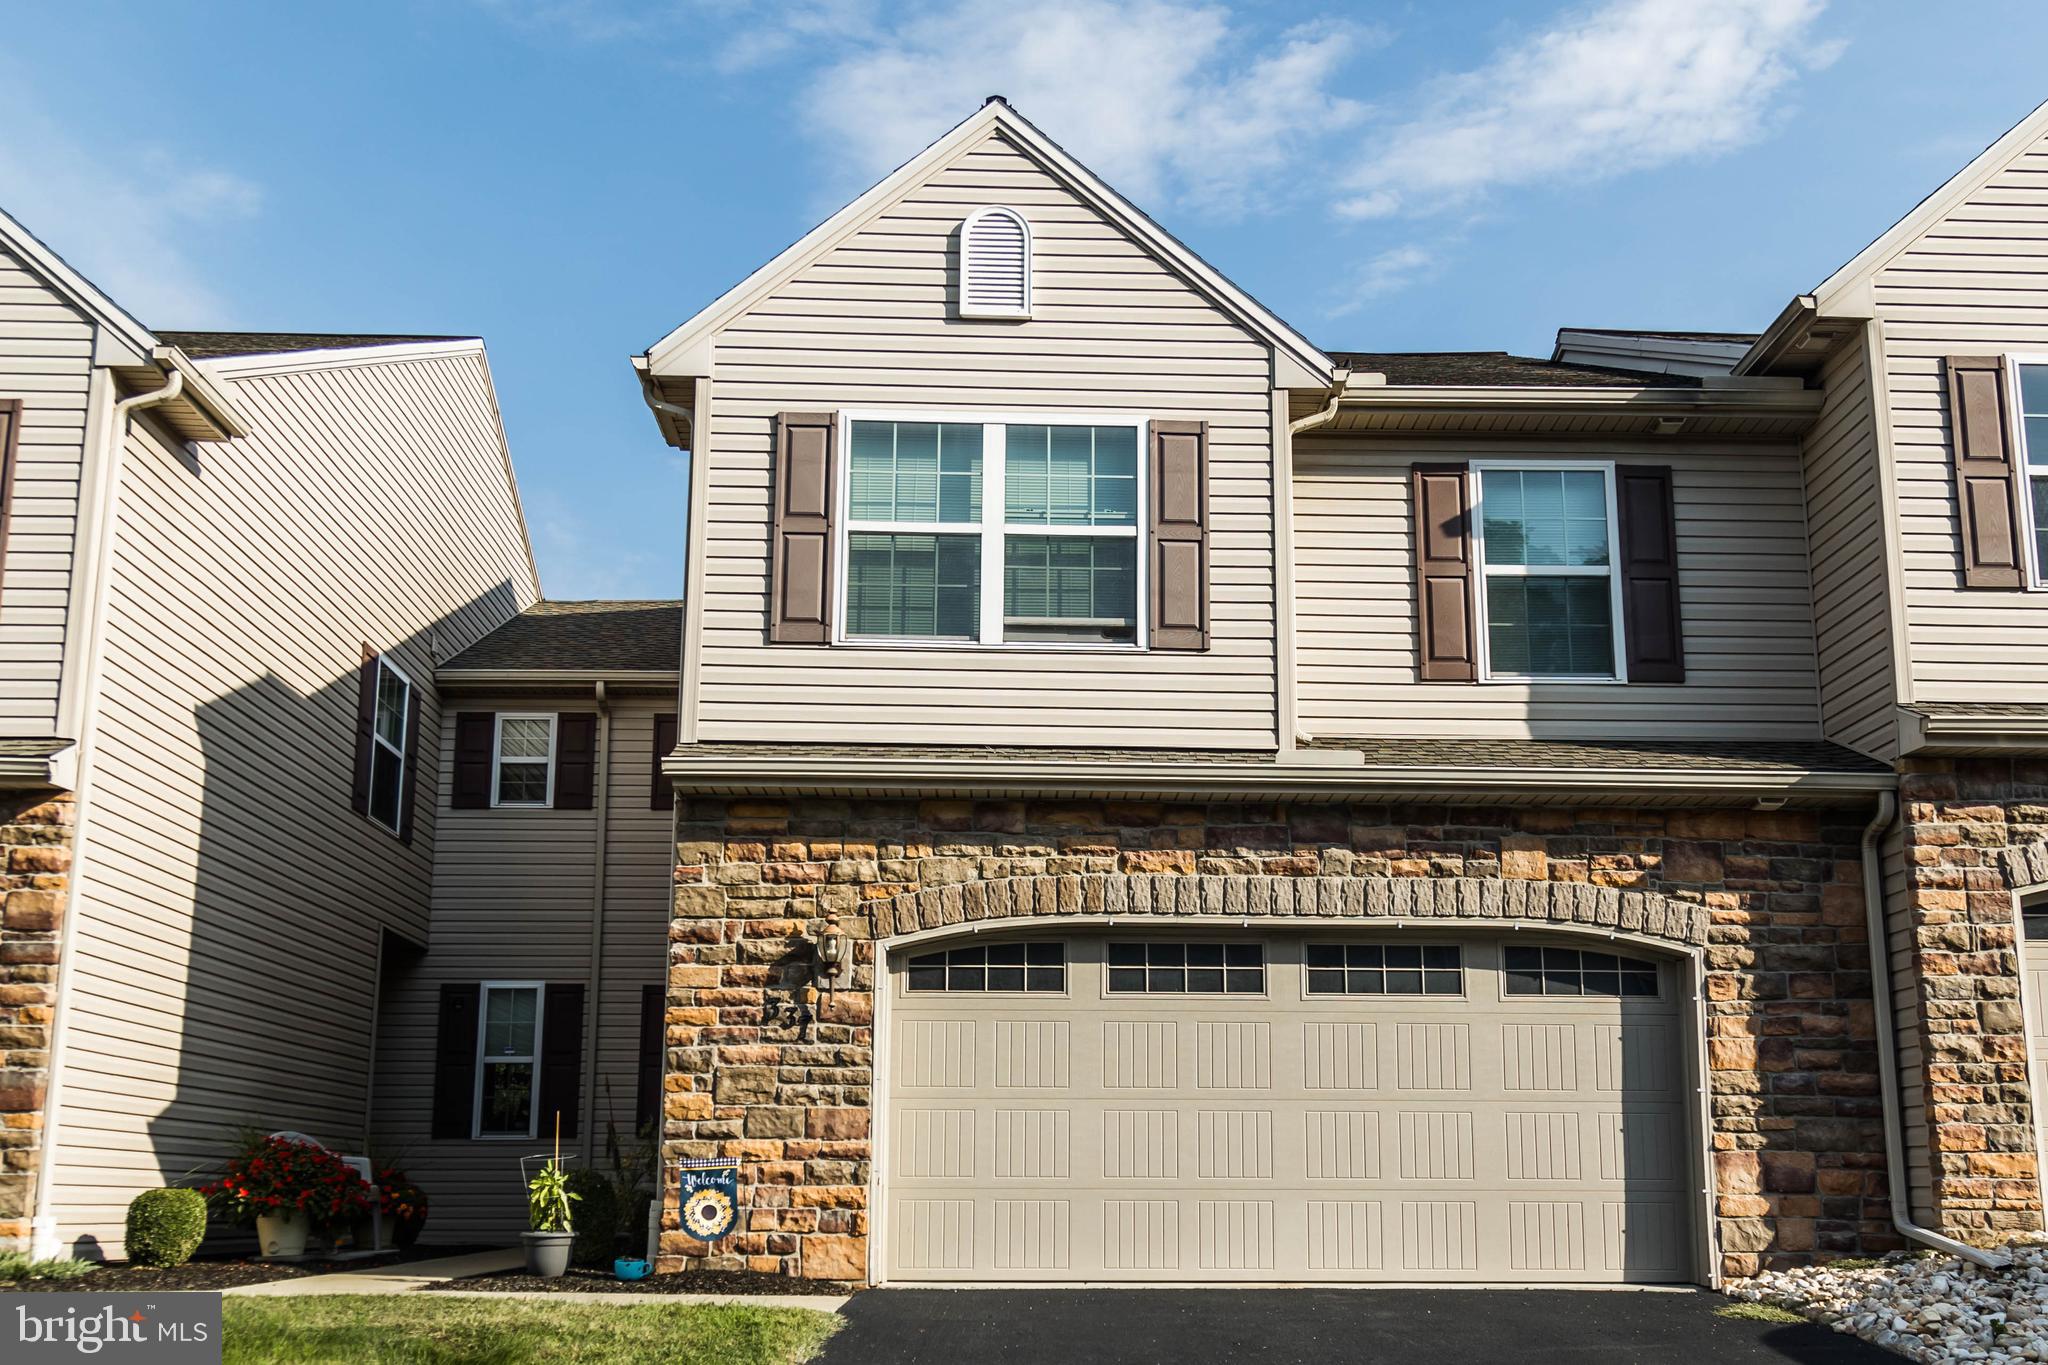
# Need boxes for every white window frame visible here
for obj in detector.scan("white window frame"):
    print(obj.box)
[959,206,1033,320]
[366,655,411,834]
[2005,354,2048,590]
[490,713,557,809]
[832,409,1150,651]
[473,980,546,1141]
[1469,459,1628,684]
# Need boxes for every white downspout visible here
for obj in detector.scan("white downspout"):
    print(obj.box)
[1277,373,1348,751]
[31,370,184,1260]
[579,681,612,1160]
[1861,790,2009,1269]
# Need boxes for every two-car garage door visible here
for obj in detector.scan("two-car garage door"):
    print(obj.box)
[882,930,1698,1283]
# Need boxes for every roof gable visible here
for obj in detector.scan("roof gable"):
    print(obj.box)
[0,204,158,366]
[1807,95,2048,316]
[639,99,1335,389]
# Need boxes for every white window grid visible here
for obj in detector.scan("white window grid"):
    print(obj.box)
[2006,354,2048,590]
[833,409,1151,651]
[1468,459,1628,684]
[368,655,410,833]
[473,980,546,1140]
[491,713,557,808]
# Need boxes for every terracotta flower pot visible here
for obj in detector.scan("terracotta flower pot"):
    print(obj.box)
[255,1209,309,1259]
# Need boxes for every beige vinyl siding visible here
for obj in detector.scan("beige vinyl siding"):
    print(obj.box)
[1875,127,2048,701]
[372,697,673,1242]
[1292,437,1821,739]
[46,348,536,1253]
[697,128,1278,749]
[1801,333,1900,759]
[0,243,93,735]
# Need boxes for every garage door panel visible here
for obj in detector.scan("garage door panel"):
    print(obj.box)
[885,932,1695,1283]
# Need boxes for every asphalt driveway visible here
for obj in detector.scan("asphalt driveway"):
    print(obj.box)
[816,1288,1908,1365]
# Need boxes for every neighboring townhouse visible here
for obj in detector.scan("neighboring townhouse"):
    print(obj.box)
[1731,98,2048,1261]
[369,600,680,1241]
[626,97,1900,1289]
[0,204,540,1257]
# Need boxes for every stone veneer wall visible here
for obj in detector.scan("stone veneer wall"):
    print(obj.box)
[660,795,1894,1282]
[1896,755,2048,1244]
[0,790,74,1252]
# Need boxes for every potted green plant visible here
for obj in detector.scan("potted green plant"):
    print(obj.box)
[522,1115,578,1277]
[524,1158,577,1277]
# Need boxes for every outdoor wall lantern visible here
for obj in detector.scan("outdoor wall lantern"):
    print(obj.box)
[814,911,850,988]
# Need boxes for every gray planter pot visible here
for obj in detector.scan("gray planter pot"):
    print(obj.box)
[522,1230,575,1278]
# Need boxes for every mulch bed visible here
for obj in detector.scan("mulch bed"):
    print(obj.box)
[426,1265,855,1296]
[0,1243,496,1293]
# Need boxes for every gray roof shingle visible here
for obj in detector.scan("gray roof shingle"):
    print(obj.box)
[440,601,682,673]
[158,331,475,359]
[1328,351,1703,388]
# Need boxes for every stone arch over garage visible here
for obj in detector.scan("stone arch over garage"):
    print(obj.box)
[869,872,1709,951]
[2000,841,2048,892]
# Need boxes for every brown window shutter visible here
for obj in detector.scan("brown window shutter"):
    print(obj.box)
[430,983,481,1139]
[635,982,664,1133]
[554,713,597,810]
[770,412,836,642]
[651,712,678,810]
[1412,464,1477,681]
[1615,465,1686,683]
[1945,356,2029,588]
[349,646,379,815]
[397,686,425,844]
[537,982,586,1140]
[1149,420,1209,650]
[452,712,496,809]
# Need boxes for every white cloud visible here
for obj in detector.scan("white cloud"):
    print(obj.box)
[1341,0,1833,219]
[1328,244,1439,315]
[803,3,1371,214]
[0,67,261,325]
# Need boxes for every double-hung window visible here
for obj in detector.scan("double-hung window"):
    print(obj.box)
[1472,463,1624,680]
[2017,360,2048,582]
[493,714,555,807]
[475,982,544,1138]
[366,658,410,833]
[840,414,1144,646]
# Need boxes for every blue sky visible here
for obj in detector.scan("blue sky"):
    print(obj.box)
[5,0,2046,599]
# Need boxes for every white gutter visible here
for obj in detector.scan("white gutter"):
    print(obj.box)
[437,669,678,688]
[31,370,185,1260]
[579,682,612,1158]
[1860,791,2009,1270]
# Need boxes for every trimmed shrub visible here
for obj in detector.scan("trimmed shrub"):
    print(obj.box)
[127,1187,208,1268]
[565,1169,621,1266]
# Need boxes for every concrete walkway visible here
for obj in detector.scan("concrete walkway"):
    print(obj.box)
[223,1249,847,1309]
[224,1247,523,1296]
[426,1287,851,1310]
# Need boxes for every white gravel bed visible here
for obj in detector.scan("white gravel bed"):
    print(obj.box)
[1729,1238,2048,1362]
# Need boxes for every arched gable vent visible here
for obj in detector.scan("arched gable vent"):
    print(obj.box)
[959,206,1032,319]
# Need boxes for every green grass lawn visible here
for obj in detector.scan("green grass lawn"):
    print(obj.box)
[223,1295,841,1365]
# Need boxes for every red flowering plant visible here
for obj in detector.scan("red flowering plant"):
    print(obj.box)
[375,1165,429,1246]
[201,1134,374,1233]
